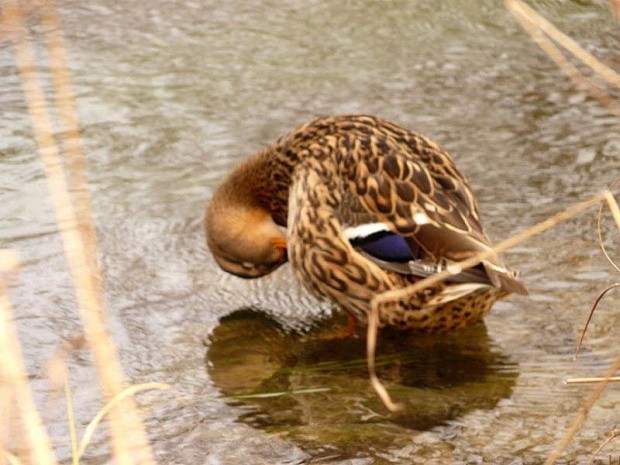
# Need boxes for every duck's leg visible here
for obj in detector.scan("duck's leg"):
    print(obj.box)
[320,312,359,340]
[346,313,358,334]
[302,312,358,341]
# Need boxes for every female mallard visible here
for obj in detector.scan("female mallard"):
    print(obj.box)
[205,115,526,333]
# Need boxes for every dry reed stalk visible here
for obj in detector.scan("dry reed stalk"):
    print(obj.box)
[605,191,620,231]
[572,185,620,357]
[368,191,608,411]
[0,260,58,465]
[0,250,21,273]
[39,0,106,320]
[380,193,607,307]
[75,383,172,462]
[45,338,175,463]
[506,0,620,117]
[3,1,155,463]
[5,451,23,465]
[545,356,620,465]
[566,377,620,385]
[597,180,620,274]
[544,192,620,465]
[487,5,620,459]
[507,0,620,89]
[589,429,620,465]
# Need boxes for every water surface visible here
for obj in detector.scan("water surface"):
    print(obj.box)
[1,0,620,463]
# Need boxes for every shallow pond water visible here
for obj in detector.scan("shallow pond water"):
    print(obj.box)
[1,0,620,463]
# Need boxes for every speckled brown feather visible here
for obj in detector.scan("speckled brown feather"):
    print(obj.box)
[213,115,524,332]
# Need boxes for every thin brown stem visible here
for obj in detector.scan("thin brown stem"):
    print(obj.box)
[374,192,605,308]
[575,283,620,359]
[368,191,605,412]
[589,429,620,465]
[545,356,620,465]
[545,175,620,465]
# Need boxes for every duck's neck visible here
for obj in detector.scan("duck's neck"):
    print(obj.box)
[214,146,291,226]
[217,149,274,208]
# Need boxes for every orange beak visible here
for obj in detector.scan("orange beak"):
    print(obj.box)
[271,237,288,262]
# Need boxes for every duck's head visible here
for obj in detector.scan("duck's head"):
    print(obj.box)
[205,196,287,279]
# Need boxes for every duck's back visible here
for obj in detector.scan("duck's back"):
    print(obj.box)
[273,115,493,261]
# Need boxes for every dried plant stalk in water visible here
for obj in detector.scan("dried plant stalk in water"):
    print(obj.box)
[566,377,620,385]
[76,383,173,462]
[612,0,620,20]
[39,0,106,319]
[506,0,620,117]
[507,0,620,88]
[588,429,620,465]
[545,192,620,465]
[0,250,20,274]
[575,283,620,359]
[0,264,58,465]
[368,192,607,411]
[505,3,620,462]
[3,0,156,462]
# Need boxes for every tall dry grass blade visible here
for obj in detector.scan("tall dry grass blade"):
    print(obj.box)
[566,377,620,385]
[506,0,620,117]
[375,192,605,306]
[613,0,620,20]
[4,1,155,463]
[0,250,21,272]
[605,191,620,232]
[546,356,620,465]
[62,371,79,465]
[546,192,620,464]
[368,192,606,411]
[0,377,9,464]
[4,451,23,465]
[38,0,105,317]
[507,0,620,89]
[575,283,620,359]
[46,335,82,465]
[597,209,620,273]
[596,178,620,273]
[77,383,172,461]
[0,268,58,464]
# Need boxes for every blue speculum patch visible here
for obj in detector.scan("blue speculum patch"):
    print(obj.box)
[355,232,414,263]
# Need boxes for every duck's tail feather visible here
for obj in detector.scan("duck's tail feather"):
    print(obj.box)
[358,251,528,296]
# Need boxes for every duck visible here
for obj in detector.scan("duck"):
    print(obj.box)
[205,115,527,334]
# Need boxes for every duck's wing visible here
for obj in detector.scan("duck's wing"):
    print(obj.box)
[336,128,527,295]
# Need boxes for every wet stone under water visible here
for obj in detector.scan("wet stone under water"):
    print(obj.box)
[1,0,620,463]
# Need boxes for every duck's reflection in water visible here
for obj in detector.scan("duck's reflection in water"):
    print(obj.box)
[206,308,517,447]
